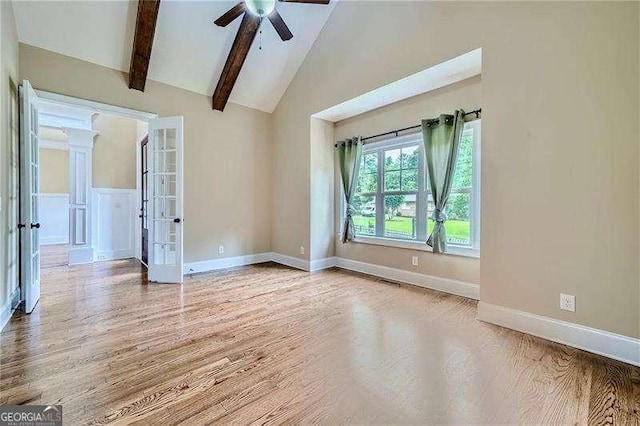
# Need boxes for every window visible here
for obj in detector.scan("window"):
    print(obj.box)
[351,120,480,254]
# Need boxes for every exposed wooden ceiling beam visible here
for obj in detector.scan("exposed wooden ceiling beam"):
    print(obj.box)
[128,0,161,92]
[212,13,261,112]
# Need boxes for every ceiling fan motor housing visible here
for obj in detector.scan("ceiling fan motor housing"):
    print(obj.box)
[245,0,276,17]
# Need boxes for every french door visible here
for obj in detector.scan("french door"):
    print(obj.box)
[148,117,184,284]
[140,136,149,266]
[19,80,41,313]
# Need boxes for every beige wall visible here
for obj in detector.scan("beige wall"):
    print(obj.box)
[39,148,69,193]
[333,77,481,284]
[20,43,273,264]
[0,0,19,312]
[273,2,639,338]
[310,117,335,260]
[92,113,138,189]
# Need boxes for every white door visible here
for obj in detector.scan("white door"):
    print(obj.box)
[148,117,184,283]
[19,80,41,313]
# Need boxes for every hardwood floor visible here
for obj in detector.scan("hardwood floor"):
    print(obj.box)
[39,244,68,268]
[1,259,638,424]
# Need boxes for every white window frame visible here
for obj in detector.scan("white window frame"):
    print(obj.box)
[347,119,481,258]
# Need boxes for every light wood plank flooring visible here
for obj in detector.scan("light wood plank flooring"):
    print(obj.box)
[39,244,68,269]
[1,258,638,424]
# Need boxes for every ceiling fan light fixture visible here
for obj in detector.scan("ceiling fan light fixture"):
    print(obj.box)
[244,0,276,17]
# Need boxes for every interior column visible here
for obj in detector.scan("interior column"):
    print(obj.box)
[65,128,98,265]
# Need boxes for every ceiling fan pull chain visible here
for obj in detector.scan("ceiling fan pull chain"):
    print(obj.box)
[259,17,263,50]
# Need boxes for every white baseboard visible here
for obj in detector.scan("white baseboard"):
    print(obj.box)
[184,252,272,274]
[270,252,311,271]
[0,287,21,332]
[40,236,69,246]
[184,252,335,275]
[94,249,135,262]
[477,302,640,367]
[335,257,480,300]
[68,247,94,265]
[309,256,337,272]
[184,253,478,302]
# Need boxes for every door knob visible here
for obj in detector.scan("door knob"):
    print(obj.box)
[30,223,40,229]
[17,224,26,229]
[173,218,181,223]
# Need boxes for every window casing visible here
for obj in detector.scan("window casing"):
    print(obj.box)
[350,120,481,256]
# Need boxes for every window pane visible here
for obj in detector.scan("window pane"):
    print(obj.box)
[384,148,401,171]
[401,145,419,169]
[445,192,471,246]
[356,153,377,193]
[425,193,471,246]
[353,195,376,236]
[384,194,416,240]
[401,168,418,191]
[362,152,377,174]
[452,130,473,189]
[384,170,401,191]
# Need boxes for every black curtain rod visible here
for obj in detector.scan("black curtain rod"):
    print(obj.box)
[335,108,481,147]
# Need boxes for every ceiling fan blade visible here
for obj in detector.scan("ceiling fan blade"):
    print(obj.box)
[268,10,293,41]
[278,0,330,4]
[214,2,246,27]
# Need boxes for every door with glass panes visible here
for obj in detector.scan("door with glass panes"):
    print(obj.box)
[141,135,149,266]
[19,80,41,312]
[148,117,183,283]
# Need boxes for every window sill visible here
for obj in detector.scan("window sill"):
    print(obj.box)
[350,235,480,259]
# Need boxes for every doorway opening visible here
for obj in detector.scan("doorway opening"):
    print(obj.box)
[37,101,149,269]
[18,82,185,314]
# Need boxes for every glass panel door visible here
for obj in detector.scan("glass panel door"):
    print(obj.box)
[19,80,41,313]
[148,117,183,283]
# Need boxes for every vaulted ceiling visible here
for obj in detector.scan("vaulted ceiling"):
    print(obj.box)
[12,0,337,113]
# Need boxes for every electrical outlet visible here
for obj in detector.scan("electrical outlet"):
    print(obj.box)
[300,246,305,255]
[218,245,224,254]
[411,256,419,266]
[560,294,575,312]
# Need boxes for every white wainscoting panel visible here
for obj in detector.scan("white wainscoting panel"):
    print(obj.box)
[39,193,70,245]
[92,188,136,261]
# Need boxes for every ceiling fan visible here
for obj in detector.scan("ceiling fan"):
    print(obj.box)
[212,0,330,111]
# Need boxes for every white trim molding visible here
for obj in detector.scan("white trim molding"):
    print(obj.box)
[185,253,336,275]
[310,257,337,272]
[0,287,21,332]
[185,252,272,274]
[477,302,640,367]
[270,253,311,272]
[36,90,158,122]
[335,257,480,300]
[39,138,69,151]
[184,253,478,302]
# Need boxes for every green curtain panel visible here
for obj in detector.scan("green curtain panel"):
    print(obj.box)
[337,137,363,243]
[422,110,465,253]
